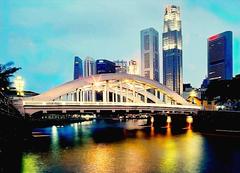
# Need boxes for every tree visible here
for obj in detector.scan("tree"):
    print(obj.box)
[205,78,240,103]
[0,62,21,94]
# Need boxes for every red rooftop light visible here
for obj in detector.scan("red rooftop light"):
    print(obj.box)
[208,34,220,41]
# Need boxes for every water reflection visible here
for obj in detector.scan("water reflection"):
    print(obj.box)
[51,125,59,162]
[21,154,42,173]
[17,119,240,173]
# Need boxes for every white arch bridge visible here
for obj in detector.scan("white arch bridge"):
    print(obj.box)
[21,73,201,116]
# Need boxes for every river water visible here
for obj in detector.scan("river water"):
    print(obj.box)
[18,120,240,173]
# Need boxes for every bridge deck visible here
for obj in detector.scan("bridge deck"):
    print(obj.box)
[23,101,201,115]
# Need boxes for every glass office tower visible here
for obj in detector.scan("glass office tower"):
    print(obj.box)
[162,5,183,95]
[73,56,83,80]
[208,31,233,81]
[96,59,116,74]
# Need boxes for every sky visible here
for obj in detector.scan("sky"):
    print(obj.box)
[0,0,240,93]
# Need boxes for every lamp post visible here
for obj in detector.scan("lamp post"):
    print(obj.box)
[14,76,24,96]
[189,90,197,104]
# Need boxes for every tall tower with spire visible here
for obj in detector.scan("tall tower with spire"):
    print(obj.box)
[162,5,183,95]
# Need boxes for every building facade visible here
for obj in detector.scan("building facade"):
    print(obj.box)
[73,56,83,80]
[96,59,116,74]
[208,31,233,81]
[84,57,95,77]
[141,28,160,82]
[162,5,183,95]
[128,60,138,75]
[114,60,128,73]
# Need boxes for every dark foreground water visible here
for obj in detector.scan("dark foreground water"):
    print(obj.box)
[5,119,240,173]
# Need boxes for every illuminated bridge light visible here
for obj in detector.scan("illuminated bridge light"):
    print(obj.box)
[186,116,193,124]
[167,116,171,123]
[186,116,193,129]
[167,116,171,128]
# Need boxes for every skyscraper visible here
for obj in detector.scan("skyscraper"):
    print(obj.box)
[208,31,233,81]
[73,56,83,80]
[162,5,183,95]
[96,59,116,74]
[84,57,95,77]
[141,28,159,82]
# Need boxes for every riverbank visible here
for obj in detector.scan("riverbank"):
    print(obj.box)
[193,110,240,131]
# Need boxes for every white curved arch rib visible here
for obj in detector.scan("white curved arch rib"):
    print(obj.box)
[24,73,189,105]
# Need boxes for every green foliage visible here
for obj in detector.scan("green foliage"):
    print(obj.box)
[0,62,21,94]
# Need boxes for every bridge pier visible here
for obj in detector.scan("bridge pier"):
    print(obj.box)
[153,113,168,127]
[146,116,151,125]
[170,114,188,130]
[151,113,194,130]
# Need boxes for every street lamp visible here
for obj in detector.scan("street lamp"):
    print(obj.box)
[14,76,24,96]
[189,90,197,97]
[189,90,197,104]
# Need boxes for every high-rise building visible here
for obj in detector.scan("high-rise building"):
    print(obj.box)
[73,56,83,80]
[96,59,116,74]
[162,5,183,95]
[128,60,138,75]
[208,31,233,81]
[114,60,128,73]
[141,28,160,82]
[84,57,95,77]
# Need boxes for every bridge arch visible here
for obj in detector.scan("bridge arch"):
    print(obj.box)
[24,73,189,105]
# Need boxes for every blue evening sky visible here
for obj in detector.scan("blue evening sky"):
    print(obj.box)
[0,0,240,93]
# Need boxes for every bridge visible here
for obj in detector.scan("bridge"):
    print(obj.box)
[20,73,201,116]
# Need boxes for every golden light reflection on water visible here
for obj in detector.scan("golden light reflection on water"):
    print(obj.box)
[160,129,178,173]
[180,129,203,172]
[159,128,203,173]
[86,145,115,173]
[150,126,154,137]
[136,129,145,138]
[120,139,153,173]
[23,120,205,173]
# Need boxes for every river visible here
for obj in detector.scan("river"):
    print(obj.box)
[5,119,240,173]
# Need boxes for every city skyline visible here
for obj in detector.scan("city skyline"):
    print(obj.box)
[1,0,240,92]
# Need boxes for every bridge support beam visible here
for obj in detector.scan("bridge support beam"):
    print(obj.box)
[106,81,109,102]
[92,84,96,102]
[103,84,107,103]
[170,114,188,129]
[120,82,123,103]
[76,89,79,102]
[133,82,136,103]
[153,114,168,127]
[144,84,147,103]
